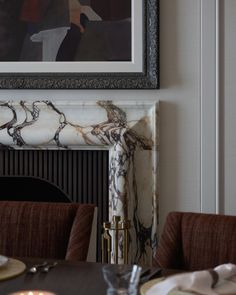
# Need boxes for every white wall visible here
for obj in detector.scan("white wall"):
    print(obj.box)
[0,0,205,231]
[158,0,201,229]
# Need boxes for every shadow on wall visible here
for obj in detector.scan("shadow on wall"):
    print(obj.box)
[158,0,183,230]
[160,0,181,89]
[159,101,179,224]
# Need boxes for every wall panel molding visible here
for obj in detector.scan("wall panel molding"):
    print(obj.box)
[200,0,220,213]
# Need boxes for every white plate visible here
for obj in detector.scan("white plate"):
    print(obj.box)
[0,255,9,268]
[140,277,236,295]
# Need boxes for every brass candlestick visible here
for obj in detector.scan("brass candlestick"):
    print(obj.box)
[101,215,131,264]
[101,222,112,263]
[120,219,131,264]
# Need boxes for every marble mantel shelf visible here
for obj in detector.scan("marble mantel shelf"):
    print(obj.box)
[0,99,159,266]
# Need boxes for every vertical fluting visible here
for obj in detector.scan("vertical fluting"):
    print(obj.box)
[0,149,109,261]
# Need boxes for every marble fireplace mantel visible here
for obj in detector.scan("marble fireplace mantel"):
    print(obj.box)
[0,99,159,265]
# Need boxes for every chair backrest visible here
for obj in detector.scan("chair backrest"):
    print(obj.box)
[0,201,95,261]
[154,211,236,271]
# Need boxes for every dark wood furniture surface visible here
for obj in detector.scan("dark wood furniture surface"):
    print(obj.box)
[0,259,108,295]
[0,258,178,295]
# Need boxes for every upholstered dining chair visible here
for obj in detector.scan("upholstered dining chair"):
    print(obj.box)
[0,201,95,261]
[153,211,236,271]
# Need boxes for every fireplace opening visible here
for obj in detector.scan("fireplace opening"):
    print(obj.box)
[0,149,109,261]
[0,176,71,202]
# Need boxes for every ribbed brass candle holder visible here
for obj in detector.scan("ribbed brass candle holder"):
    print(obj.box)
[101,215,131,264]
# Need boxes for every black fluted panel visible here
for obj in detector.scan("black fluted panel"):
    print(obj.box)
[0,149,109,261]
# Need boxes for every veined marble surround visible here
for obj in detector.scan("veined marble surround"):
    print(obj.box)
[0,99,159,265]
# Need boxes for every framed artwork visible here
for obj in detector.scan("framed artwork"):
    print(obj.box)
[0,0,159,89]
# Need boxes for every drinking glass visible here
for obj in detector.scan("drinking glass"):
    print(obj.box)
[102,264,142,295]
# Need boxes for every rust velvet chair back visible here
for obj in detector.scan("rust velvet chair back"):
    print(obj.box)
[154,211,236,271]
[0,201,95,261]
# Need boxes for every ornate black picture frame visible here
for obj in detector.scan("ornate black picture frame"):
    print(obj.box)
[0,0,159,89]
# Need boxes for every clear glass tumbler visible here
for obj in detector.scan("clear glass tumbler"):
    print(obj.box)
[102,264,142,295]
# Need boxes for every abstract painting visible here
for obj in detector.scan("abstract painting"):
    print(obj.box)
[0,0,131,62]
[0,0,159,89]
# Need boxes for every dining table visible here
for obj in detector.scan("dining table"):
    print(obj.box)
[0,257,176,295]
[0,258,109,295]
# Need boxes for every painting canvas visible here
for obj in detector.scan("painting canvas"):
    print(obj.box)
[0,0,131,62]
[0,0,158,89]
